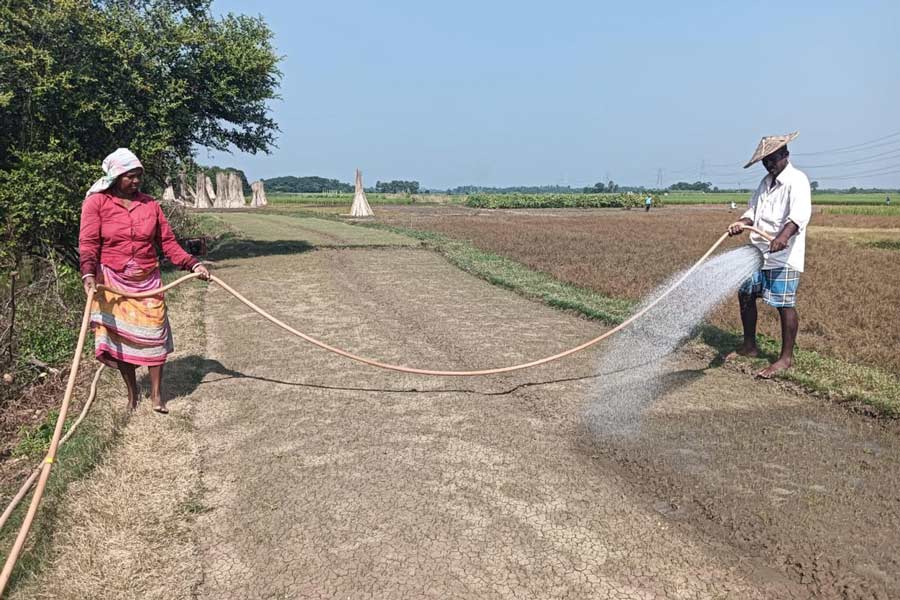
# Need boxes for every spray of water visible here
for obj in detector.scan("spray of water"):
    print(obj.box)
[586,245,764,437]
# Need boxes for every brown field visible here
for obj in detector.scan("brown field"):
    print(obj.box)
[375,205,900,374]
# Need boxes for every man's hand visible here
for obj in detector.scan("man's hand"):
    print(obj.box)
[83,275,96,296]
[769,221,799,253]
[769,234,790,253]
[192,264,211,281]
[727,221,747,236]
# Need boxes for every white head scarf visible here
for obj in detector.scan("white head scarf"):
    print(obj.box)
[85,148,144,198]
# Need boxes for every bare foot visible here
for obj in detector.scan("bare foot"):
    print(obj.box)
[725,343,760,361]
[756,358,792,379]
[151,396,168,414]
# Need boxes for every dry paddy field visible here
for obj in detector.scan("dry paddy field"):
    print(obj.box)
[374,204,900,375]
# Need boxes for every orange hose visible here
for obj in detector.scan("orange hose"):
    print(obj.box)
[97,227,771,377]
[0,289,94,594]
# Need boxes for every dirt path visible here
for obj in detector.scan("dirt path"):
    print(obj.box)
[188,214,898,599]
[11,213,899,599]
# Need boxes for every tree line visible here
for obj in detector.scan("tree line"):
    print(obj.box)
[265,176,354,194]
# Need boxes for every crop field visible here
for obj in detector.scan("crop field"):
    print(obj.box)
[266,192,458,206]
[465,192,655,209]
[664,191,896,205]
[374,204,900,374]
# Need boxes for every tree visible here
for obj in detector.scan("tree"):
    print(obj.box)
[810,180,819,192]
[264,176,353,194]
[375,180,420,194]
[583,182,606,193]
[669,181,713,192]
[0,0,281,263]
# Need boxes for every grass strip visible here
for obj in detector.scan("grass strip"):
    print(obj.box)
[359,221,900,418]
[0,368,126,588]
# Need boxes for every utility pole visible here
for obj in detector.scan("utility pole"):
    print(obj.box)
[656,168,663,188]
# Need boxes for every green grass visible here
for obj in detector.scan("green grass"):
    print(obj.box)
[662,192,896,206]
[821,204,900,216]
[464,192,657,209]
[0,368,126,588]
[661,192,749,205]
[808,193,896,206]
[867,239,900,251]
[12,410,72,458]
[356,220,900,418]
[268,192,416,206]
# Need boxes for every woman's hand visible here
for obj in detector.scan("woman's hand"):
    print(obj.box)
[83,275,97,296]
[192,264,211,281]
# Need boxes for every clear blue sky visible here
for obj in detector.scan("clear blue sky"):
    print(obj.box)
[206,0,900,190]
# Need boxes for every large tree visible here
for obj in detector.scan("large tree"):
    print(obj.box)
[0,0,281,262]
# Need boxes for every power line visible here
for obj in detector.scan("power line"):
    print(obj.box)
[812,167,900,181]
[792,130,900,156]
[796,147,900,170]
[803,164,900,179]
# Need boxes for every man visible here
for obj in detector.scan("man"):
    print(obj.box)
[727,131,811,378]
[645,195,652,212]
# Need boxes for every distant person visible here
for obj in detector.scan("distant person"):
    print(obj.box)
[730,200,737,211]
[727,131,811,379]
[80,148,211,413]
[644,195,652,212]
[886,195,891,206]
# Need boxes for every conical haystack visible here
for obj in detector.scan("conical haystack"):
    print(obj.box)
[350,169,374,217]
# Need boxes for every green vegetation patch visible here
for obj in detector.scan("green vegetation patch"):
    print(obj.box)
[212,212,416,247]
[465,192,660,209]
[268,192,415,206]
[822,205,900,216]
[867,239,900,251]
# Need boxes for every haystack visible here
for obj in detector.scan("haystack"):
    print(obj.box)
[251,180,268,207]
[195,173,216,208]
[350,169,374,217]
[162,178,178,203]
[177,172,196,205]
[228,172,246,207]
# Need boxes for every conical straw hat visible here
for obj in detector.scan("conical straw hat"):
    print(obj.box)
[743,131,799,168]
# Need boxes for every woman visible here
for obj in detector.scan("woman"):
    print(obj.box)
[79,148,210,413]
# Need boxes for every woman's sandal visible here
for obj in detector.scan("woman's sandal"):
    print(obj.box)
[153,405,169,414]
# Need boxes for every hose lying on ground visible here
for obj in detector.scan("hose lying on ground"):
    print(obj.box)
[0,226,771,596]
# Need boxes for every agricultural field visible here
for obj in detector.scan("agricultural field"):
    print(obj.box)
[663,191,896,205]
[373,204,900,376]
[266,192,457,206]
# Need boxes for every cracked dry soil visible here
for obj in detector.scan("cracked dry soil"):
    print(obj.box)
[189,243,899,599]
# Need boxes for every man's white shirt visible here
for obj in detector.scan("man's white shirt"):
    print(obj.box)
[741,162,812,271]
